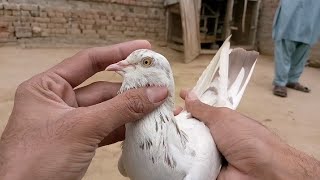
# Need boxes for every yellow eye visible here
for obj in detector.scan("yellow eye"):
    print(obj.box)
[141,57,153,67]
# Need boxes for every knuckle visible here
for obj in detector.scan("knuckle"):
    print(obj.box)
[15,79,35,97]
[123,91,148,117]
[86,48,105,72]
[15,72,55,98]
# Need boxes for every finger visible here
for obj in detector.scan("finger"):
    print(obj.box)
[98,125,125,147]
[74,81,121,107]
[50,40,151,87]
[179,88,190,100]
[217,166,250,180]
[174,106,183,115]
[185,91,230,126]
[84,86,168,137]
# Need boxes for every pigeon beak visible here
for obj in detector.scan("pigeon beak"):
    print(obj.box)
[106,60,130,72]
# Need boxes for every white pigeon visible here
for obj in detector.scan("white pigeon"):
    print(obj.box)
[106,37,259,180]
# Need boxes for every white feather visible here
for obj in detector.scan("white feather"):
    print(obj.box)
[229,67,245,99]
[193,36,231,101]
[216,40,230,107]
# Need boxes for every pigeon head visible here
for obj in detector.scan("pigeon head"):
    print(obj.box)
[106,49,175,95]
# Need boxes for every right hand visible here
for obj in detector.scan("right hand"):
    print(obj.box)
[180,90,320,180]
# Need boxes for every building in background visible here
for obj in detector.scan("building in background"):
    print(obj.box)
[0,0,319,65]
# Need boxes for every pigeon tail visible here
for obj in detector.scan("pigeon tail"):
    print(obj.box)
[192,36,259,110]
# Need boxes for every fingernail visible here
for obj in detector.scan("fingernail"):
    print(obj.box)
[147,87,168,103]
[187,91,198,101]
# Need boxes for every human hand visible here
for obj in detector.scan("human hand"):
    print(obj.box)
[0,40,169,180]
[180,90,320,180]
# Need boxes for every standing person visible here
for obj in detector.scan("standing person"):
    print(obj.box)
[272,0,320,97]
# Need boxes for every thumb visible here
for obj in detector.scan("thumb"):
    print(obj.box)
[84,86,168,136]
[185,91,229,126]
[217,166,250,180]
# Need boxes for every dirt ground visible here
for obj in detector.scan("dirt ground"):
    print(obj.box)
[0,43,320,180]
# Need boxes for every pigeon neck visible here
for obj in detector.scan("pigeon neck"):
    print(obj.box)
[125,92,187,162]
[163,92,175,110]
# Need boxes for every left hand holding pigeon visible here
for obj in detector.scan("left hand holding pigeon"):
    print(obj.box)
[0,40,168,180]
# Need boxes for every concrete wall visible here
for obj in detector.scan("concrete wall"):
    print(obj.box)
[0,0,166,47]
[257,0,320,63]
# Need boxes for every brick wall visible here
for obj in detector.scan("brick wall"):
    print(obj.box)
[257,0,320,64]
[0,0,166,47]
[1,0,319,64]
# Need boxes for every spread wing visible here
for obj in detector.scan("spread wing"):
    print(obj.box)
[192,36,259,110]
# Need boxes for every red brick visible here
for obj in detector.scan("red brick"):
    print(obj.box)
[82,29,96,34]
[21,10,30,16]
[68,29,81,35]
[15,27,32,38]
[12,10,20,16]
[86,14,94,19]
[47,23,54,28]
[3,3,19,10]
[97,29,108,35]
[30,10,39,17]
[52,28,66,34]
[20,4,38,11]
[85,24,93,29]
[39,11,47,17]
[96,20,109,26]
[92,24,104,30]
[97,11,106,16]
[7,26,15,33]
[55,12,64,18]
[106,25,113,30]
[82,19,95,25]
[47,10,55,17]
[114,16,122,21]
[64,12,71,17]
[4,10,12,16]
[0,32,10,38]
[109,30,123,36]
[34,17,50,23]
[79,24,85,29]
[54,23,64,28]
[38,23,47,28]
[2,16,17,22]
[41,29,50,37]
[51,17,67,23]
[0,21,8,28]
[124,30,135,37]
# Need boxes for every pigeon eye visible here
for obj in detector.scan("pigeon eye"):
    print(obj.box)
[141,57,153,67]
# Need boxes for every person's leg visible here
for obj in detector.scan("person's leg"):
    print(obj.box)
[288,42,311,83]
[286,42,311,92]
[273,39,296,87]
